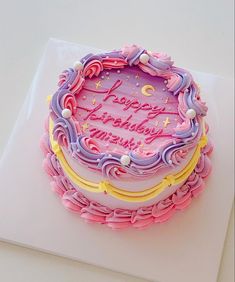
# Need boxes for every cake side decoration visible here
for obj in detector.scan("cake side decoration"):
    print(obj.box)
[41,44,212,229]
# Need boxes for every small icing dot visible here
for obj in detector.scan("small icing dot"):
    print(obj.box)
[120,155,131,166]
[106,72,110,76]
[97,159,100,162]
[139,53,149,64]
[73,61,83,71]
[108,154,112,157]
[186,108,196,119]
[162,88,166,91]
[114,61,117,64]
[168,160,173,165]
[101,76,105,80]
[164,80,168,84]
[62,108,72,119]
[195,122,199,126]
[117,70,121,74]
[136,82,140,87]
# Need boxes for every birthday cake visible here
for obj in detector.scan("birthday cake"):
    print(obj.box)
[41,45,213,229]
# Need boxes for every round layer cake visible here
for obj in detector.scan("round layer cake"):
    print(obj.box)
[41,45,213,229]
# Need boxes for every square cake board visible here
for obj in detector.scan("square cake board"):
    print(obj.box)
[0,39,233,282]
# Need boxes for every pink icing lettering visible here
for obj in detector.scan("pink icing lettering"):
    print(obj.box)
[82,103,103,121]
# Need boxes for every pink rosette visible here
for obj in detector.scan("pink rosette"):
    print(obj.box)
[99,158,126,179]
[151,52,174,67]
[106,209,133,229]
[132,206,154,229]
[83,60,103,78]
[58,69,85,94]
[53,129,68,148]
[195,153,212,178]
[84,137,101,154]
[105,164,126,179]
[202,139,213,155]
[138,52,173,78]
[80,202,112,223]
[138,63,158,76]
[53,119,73,149]
[186,172,205,197]
[44,116,49,132]
[170,147,189,165]
[70,73,85,94]
[40,133,51,156]
[42,153,62,177]
[177,91,189,118]
[71,117,82,135]
[51,175,71,197]
[174,119,192,138]
[62,190,90,212]
[121,44,141,58]
[61,93,77,115]
[102,57,128,69]
[167,73,184,93]
[152,198,176,223]
[172,185,192,210]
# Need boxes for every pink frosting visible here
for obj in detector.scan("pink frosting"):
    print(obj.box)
[61,93,77,115]
[83,60,103,78]
[41,132,213,230]
[40,133,51,156]
[59,70,85,94]
[102,57,127,69]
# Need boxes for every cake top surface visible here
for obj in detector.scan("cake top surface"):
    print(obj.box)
[49,45,208,180]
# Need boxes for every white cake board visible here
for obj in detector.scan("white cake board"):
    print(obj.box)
[0,39,233,282]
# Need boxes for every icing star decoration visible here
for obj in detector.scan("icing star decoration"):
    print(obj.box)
[82,122,89,131]
[92,98,96,105]
[95,80,102,89]
[163,117,171,128]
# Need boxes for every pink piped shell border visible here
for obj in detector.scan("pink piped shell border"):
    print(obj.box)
[40,131,213,230]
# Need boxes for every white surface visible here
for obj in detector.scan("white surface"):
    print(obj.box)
[0,39,234,282]
[0,241,148,282]
[0,1,233,281]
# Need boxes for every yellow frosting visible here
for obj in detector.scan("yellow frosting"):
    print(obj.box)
[49,118,207,202]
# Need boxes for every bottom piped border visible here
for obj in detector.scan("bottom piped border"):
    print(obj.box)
[40,132,213,230]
